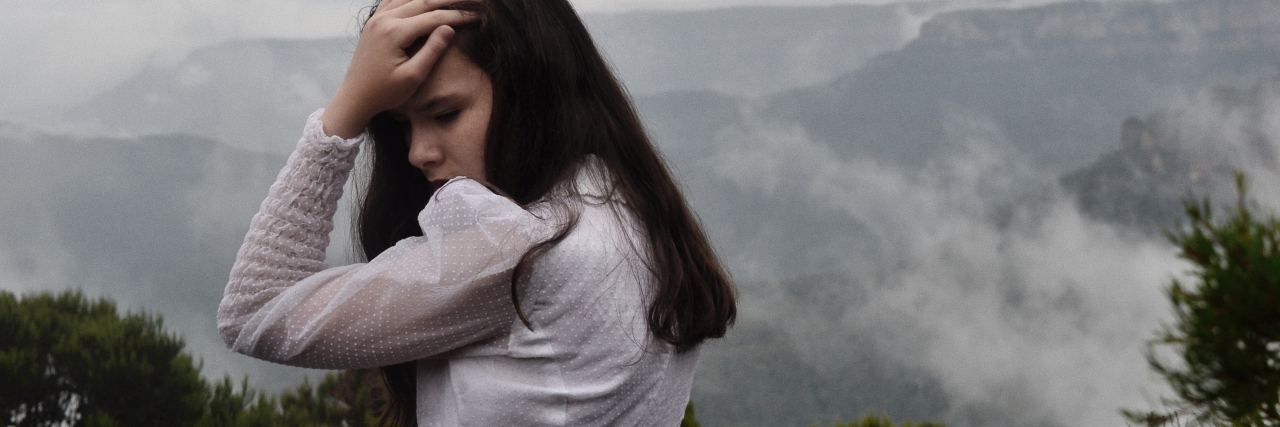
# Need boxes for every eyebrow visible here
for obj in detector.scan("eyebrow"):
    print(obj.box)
[414,93,467,114]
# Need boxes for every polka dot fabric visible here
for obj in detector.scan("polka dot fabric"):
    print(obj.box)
[218,109,698,426]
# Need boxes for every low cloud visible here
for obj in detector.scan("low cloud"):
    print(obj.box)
[706,106,1183,425]
[0,0,359,117]
[0,0,1140,118]
[569,0,1131,14]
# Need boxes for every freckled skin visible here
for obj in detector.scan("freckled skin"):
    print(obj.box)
[390,46,493,189]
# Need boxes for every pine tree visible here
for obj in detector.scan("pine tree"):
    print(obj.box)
[0,290,207,426]
[196,377,277,427]
[1125,173,1280,426]
[0,289,388,427]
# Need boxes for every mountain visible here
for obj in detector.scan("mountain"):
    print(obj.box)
[637,91,887,281]
[66,4,914,154]
[692,274,953,427]
[67,38,352,154]
[0,124,308,389]
[583,3,915,96]
[637,0,1280,284]
[1062,76,1280,234]
[686,59,1280,427]
[767,0,1280,175]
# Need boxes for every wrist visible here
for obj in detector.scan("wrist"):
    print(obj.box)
[321,88,378,139]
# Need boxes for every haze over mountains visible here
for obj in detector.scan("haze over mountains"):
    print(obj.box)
[66,4,916,153]
[4,0,1280,426]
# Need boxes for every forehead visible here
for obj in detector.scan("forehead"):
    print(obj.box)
[404,45,491,108]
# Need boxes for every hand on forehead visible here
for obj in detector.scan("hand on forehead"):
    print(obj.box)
[375,0,477,20]
[399,45,487,113]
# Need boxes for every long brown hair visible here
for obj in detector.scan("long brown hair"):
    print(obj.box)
[354,1,737,425]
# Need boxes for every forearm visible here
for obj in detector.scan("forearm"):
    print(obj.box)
[218,109,364,345]
[216,177,536,369]
[320,91,377,140]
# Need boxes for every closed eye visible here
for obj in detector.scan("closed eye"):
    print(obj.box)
[435,110,461,124]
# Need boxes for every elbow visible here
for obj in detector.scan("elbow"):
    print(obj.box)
[216,318,243,351]
[215,297,249,352]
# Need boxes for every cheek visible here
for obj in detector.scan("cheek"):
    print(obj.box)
[463,102,492,160]
[461,127,487,169]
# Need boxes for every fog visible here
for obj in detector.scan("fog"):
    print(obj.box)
[665,97,1189,425]
[734,114,1178,425]
[3,0,1279,425]
[0,0,1150,118]
[0,0,358,116]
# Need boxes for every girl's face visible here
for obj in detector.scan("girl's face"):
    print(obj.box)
[390,45,493,189]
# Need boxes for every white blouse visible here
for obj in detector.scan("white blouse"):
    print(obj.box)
[218,110,698,426]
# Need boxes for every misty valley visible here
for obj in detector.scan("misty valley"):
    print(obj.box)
[4,0,1280,425]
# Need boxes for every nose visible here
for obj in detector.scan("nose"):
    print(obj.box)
[407,129,442,174]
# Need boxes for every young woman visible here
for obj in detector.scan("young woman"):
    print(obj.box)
[217,0,736,425]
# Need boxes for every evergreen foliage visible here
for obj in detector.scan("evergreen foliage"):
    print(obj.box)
[681,401,700,427]
[0,289,704,426]
[1124,173,1280,426]
[0,290,207,426]
[277,369,385,427]
[195,369,386,427]
[814,413,944,427]
[0,289,388,427]
[196,377,276,427]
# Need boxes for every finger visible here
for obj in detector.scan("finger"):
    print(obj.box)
[385,0,475,20]
[394,10,475,48]
[373,0,414,15]
[369,0,397,18]
[404,25,455,76]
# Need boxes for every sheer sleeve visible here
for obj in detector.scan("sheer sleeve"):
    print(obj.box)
[217,110,536,369]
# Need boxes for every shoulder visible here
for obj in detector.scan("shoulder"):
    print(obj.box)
[547,195,648,271]
[427,177,506,207]
[417,177,537,234]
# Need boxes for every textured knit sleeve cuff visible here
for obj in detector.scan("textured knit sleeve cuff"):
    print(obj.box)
[303,108,366,151]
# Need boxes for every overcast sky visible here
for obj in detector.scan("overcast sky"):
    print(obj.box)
[0,0,1086,117]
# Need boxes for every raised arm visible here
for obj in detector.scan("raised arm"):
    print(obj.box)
[322,0,477,138]
[217,112,537,369]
